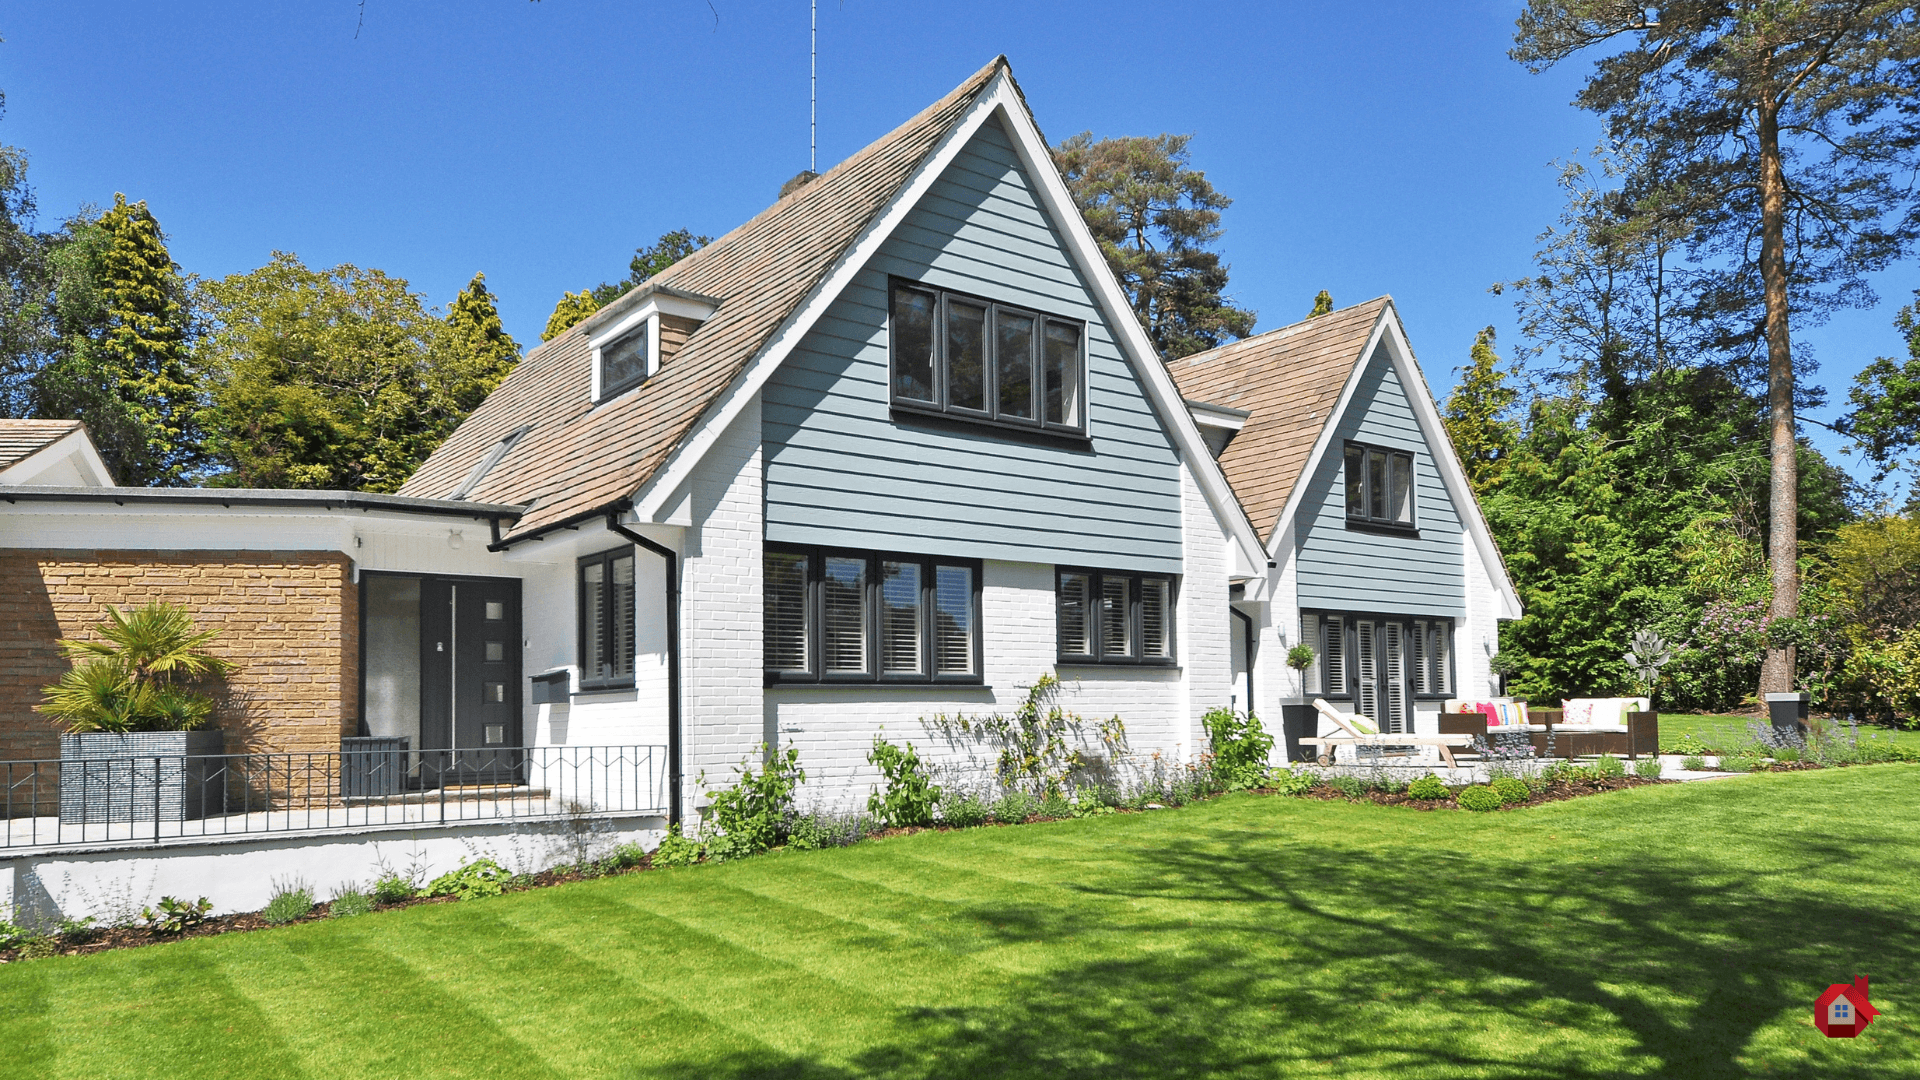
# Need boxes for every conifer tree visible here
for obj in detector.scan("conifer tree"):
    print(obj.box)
[38,194,199,485]
[1307,290,1333,319]
[1442,327,1520,495]
[437,272,520,416]
[542,290,599,342]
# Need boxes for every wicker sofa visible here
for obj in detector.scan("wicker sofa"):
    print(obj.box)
[1439,697,1660,760]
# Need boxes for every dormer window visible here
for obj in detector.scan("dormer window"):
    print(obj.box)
[598,324,650,401]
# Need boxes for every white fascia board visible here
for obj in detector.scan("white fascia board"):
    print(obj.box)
[1263,304,1522,621]
[1186,399,1250,432]
[631,75,1010,523]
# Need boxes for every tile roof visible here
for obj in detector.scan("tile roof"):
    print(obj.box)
[1169,298,1393,543]
[399,57,1010,542]
[0,419,82,470]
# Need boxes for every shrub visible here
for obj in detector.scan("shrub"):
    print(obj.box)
[702,745,805,858]
[1490,777,1529,805]
[1270,766,1318,796]
[36,602,236,734]
[1203,707,1275,791]
[371,870,417,905]
[1718,752,1762,773]
[650,823,703,867]
[1664,732,1715,756]
[1327,774,1367,799]
[17,935,57,960]
[426,857,509,900]
[142,895,212,936]
[57,917,98,944]
[938,790,992,828]
[1681,754,1709,771]
[262,877,315,925]
[1457,786,1504,811]
[329,889,374,918]
[0,918,31,950]
[1286,643,1316,671]
[1634,756,1665,779]
[1406,774,1449,800]
[610,842,648,868]
[787,810,868,850]
[867,736,941,829]
[1593,754,1627,779]
[992,790,1039,823]
[1038,791,1072,819]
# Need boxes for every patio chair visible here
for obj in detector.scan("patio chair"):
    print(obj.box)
[1300,699,1474,768]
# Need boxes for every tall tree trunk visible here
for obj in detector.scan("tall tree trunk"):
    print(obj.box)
[1756,95,1799,696]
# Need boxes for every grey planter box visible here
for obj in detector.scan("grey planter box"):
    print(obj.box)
[341,736,410,798]
[58,730,227,824]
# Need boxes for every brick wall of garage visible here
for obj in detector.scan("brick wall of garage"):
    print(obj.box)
[0,550,357,762]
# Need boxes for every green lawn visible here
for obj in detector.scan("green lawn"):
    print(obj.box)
[4,768,1916,1079]
[1659,713,1920,752]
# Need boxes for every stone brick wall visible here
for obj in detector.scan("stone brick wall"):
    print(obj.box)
[0,550,357,764]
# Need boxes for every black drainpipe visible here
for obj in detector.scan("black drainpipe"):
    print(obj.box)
[1231,607,1256,715]
[606,510,683,828]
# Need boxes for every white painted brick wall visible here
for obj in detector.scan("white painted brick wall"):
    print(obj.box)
[1463,534,1497,700]
[1179,462,1233,760]
[681,392,766,818]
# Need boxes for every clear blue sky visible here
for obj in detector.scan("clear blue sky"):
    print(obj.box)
[2,1,1909,490]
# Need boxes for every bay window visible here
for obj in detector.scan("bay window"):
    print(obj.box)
[764,546,981,684]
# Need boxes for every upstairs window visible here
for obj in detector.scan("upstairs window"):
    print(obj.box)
[579,547,636,690]
[890,279,1085,435]
[1344,440,1415,528]
[764,546,981,685]
[1056,568,1176,665]
[598,323,649,401]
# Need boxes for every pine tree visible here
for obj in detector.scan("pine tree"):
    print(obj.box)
[38,194,199,485]
[434,273,520,421]
[1442,327,1520,495]
[542,290,599,342]
[1307,290,1333,319]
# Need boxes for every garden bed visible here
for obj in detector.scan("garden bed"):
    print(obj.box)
[1295,774,1666,809]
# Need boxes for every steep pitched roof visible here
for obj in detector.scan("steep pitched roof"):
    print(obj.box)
[1169,299,1391,543]
[399,58,1009,541]
[0,419,83,470]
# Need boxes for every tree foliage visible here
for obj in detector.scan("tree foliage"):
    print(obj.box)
[0,97,51,417]
[1052,132,1255,359]
[1840,290,1920,487]
[36,195,201,485]
[1511,2,1920,694]
[542,289,599,342]
[197,254,516,492]
[1442,327,1522,496]
[1307,290,1334,319]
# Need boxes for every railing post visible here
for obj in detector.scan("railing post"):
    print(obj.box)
[153,755,162,844]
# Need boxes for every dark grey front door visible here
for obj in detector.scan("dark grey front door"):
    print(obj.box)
[416,575,522,784]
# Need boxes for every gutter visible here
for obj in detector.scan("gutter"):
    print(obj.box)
[1,486,524,526]
[604,510,685,829]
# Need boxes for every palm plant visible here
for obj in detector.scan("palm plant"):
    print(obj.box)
[37,603,234,734]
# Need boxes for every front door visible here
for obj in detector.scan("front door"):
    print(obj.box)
[408,575,522,786]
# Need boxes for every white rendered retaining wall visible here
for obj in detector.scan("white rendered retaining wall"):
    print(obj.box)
[1,814,666,928]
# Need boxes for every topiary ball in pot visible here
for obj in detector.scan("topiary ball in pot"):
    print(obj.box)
[1457,785,1504,811]
[1490,777,1529,805]
[1406,774,1449,800]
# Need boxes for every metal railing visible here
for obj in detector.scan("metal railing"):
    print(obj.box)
[0,745,668,850]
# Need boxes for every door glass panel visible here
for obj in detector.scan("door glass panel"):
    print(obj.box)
[995,308,1035,419]
[484,724,505,745]
[363,575,422,745]
[485,601,505,621]
[946,299,987,411]
[485,640,505,663]
[880,560,922,674]
[1355,620,1377,722]
[822,556,868,673]
[484,682,506,704]
[934,565,974,675]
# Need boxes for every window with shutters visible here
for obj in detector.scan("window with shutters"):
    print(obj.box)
[1056,568,1178,665]
[763,546,981,685]
[889,278,1086,437]
[578,547,636,690]
[1305,610,1452,708]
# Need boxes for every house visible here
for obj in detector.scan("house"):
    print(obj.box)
[1814,977,1878,1037]
[0,57,1513,836]
[1170,299,1522,759]
[0,420,116,487]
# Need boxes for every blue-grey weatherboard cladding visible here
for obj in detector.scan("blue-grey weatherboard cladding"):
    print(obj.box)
[1294,345,1465,616]
[762,116,1184,573]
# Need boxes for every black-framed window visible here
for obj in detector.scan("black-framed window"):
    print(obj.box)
[1057,568,1177,665]
[889,278,1086,435]
[1300,610,1453,718]
[1344,440,1415,528]
[578,547,636,689]
[764,545,982,684]
[598,323,649,401]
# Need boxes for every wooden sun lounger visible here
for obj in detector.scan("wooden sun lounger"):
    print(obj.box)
[1302,699,1474,768]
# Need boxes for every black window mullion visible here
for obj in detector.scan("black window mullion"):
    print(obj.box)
[808,552,823,680]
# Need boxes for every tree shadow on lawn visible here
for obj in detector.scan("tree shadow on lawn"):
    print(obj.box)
[629,829,1913,1080]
